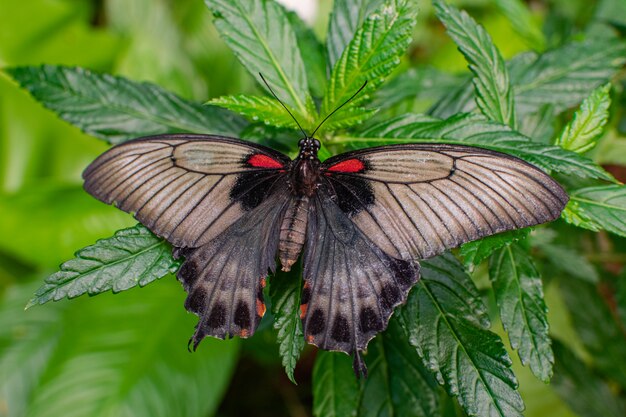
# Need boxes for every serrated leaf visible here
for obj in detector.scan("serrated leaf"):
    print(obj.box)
[552,340,626,417]
[205,0,314,121]
[494,0,545,51]
[313,351,359,417]
[535,242,599,283]
[270,265,304,384]
[489,243,553,382]
[326,0,385,69]
[27,224,178,308]
[340,112,614,181]
[320,0,417,127]
[513,38,626,116]
[434,0,516,128]
[359,318,440,417]
[555,83,612,153]
[431,38,626,119]
[400,253,523,417]
[6,65,244,144]
[559,278,626,387]
[562,185,626,237]
[210,94,300,130]
[371,67,467,110]
[1,280,239,417]
[460,229,530,269]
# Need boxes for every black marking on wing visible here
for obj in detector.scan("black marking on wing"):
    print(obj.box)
[82,134,291,248]
[175,183,291,346]
[322,143,568,261]
[301,186,420,377]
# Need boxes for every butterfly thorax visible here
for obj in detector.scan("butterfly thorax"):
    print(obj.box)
[289,137,321,198]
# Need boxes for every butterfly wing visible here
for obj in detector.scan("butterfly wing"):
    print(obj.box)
[177,182,292,345]
[302,188,419,377]
[83,134,290,248]
[83,134,293,344]
[321,143,568,261]
[304,143,567,375]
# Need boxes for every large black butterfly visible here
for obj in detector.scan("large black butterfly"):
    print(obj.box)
[83,131,568,376]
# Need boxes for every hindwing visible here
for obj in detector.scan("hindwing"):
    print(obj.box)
[176,183,291,345]
[301,187,420,377]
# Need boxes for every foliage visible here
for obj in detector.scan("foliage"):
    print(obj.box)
[2,0,626,416]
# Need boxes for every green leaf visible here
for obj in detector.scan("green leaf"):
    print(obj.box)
[313,351,359,417]
[106,0,206,99]
[559,278,626,387]
[460,229,530,269]
[326,0,385,69]
[519,104,555,143]
[27,224,178,308]
[0,0,122,68]
[320,0,417,127]
[323,107,379,132]
[493,0,546,51]
[489,243,553,382]
[6,65,245,144]
[270,265,304,384]
[552,340,626,417]
[534,242,599,283]
[430,38,626,119]
[205,0,314,121]
[287,10,327,98]
[400,253,524,417]
[555,83,612,153]
[359,319,440,417]
[1,279,239,417]
[428,76,474,119]
[342,113,614,181]
[210,94,300,130]
[371,67,466,110]
[513,38,626,116]
[562,185,626,237]
[434,0,516,128]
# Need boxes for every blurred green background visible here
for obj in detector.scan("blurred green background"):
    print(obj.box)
[1,1,625,416]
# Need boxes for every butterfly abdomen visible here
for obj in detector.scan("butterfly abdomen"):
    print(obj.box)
[279,195,309,271]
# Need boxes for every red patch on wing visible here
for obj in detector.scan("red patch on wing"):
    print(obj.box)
[247,154,284,169]
[327,158,365,173]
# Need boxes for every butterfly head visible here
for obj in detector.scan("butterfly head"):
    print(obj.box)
[297,137,321,160]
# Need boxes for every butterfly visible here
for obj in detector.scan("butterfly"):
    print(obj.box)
[82,78,568,377]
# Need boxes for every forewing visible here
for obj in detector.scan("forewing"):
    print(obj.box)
[302,189,420,376]
[177,183,291,345]
[322,144,569,260]
[83,134,290,248]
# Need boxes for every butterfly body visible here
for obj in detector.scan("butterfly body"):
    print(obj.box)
[83,133,568,377]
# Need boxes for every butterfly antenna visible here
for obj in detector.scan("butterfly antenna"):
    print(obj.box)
[258,72,308,138]
[310,80,368,138]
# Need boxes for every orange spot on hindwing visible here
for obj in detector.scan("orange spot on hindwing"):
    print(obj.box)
[256,299,266,317]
